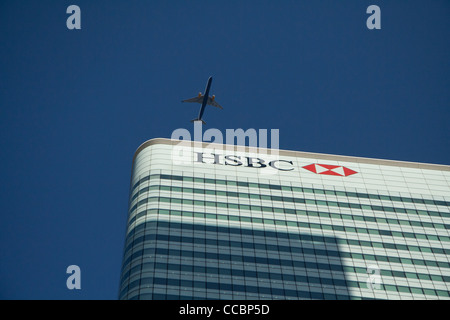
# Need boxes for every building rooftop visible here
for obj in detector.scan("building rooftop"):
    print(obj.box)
[133,138,450,172]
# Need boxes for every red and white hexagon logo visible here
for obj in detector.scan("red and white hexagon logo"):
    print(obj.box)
[302,164,358,177]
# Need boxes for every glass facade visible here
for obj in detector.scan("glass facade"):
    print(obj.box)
[119,138,450,300]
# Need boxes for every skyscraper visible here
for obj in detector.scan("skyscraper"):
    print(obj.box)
[118,138,450,300]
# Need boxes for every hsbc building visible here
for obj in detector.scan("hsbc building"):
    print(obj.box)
[119,138,450,300]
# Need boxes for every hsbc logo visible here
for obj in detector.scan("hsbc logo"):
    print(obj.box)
[195,152,294,171]
[302,164,358,177]
[194,152,358,177]
[171,123,358,177]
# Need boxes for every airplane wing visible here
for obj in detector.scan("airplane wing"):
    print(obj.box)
[207,97,223,109]
[182,96,204,103]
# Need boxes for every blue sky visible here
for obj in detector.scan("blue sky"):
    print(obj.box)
[0,1,449,299]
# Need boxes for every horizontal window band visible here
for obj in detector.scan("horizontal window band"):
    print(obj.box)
[120,237,450,287]
[122,246,346,273]
[121,221,450,273]
[121,268,450,299]
[121,261,349,290]
[129,185,450,230]
[123,233,342,264]
[125,214,450,259]
[131,174,450,208]
[128,198,450,243]
[122,276,353,300]
[147,264,449,298]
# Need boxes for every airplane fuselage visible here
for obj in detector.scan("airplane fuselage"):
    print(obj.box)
[197,76,212,121]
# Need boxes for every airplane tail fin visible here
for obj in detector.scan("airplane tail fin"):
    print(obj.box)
[190,118,206,125]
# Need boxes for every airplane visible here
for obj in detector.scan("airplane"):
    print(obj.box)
[182,76,223,124]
